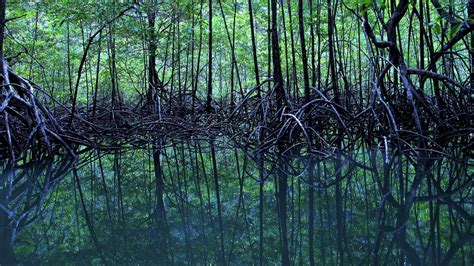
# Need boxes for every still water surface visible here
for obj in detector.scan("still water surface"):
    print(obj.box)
[1,140,472,265]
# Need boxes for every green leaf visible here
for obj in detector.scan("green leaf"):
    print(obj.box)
[450,22,462,39]
[433,22,441,35]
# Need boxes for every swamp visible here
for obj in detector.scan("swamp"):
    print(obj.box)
[0,0,473,265]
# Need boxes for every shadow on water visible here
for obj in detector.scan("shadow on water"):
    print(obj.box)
[3,140,473,265]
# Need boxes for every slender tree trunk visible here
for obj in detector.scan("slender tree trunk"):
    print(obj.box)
[108,23,120,109]
[469,0,474,92]
[73,168,106,263]
[147,4,160,114]
[286,0,298,98]
[210,141,226,265]
[327,1,344,264]
[317,163,326,266]
[193,0,204,116]
[153,147,169,263]
[191,142,209,264]
[258,169,265,266]
[327,0,339,102]
[298,0,310,103]
[248,0,260,93]
[270,0,289,264]
[249,0,264,262]
[92,31,102,118]
[271,0,285,107]
[309,0,316,86]
[28,10,39,80]
[335,157,344,265]
[297,1,315,264]
[206,0,213,113]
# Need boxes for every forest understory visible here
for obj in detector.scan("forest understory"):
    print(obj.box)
[0,0,472,161]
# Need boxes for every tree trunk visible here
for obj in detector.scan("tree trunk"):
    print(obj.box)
[248,0,260,94]
[469,0,474,92]
[153,147,169,263]
[298,0,310,103]
[210,141,226,265]
[147,4,160,112]
[205,0,213,113]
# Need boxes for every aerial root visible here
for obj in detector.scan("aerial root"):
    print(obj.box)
[0,64,74,160]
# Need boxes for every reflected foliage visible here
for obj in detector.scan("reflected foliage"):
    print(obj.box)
[11,141,473,265]
[0,153,74,265]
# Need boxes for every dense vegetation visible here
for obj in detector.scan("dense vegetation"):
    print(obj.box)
[0,0,472,265]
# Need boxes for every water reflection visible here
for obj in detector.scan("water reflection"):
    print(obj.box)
[0,154,74,264]
[9,142,474,265]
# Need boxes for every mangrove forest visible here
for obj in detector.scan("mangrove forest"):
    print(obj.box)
[0,0,473,265]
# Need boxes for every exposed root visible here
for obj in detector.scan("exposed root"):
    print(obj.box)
[0,64,74,160]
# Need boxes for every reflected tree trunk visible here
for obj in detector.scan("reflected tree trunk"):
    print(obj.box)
[152,145,169,263]
[210,140,226,265]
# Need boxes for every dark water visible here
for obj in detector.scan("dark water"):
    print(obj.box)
[1,140,472,265]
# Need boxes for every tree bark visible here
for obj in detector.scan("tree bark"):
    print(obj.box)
[205,0,213,113]
[147,4,160,112]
